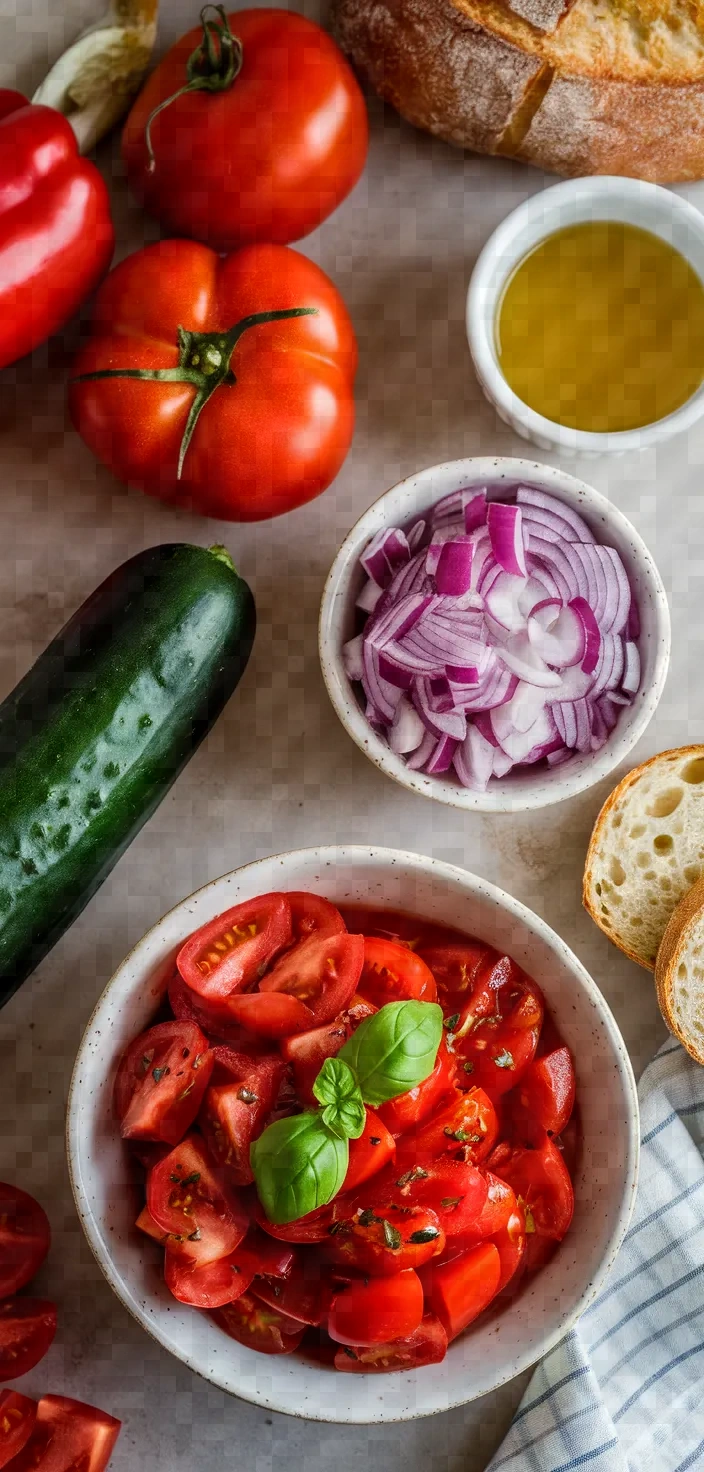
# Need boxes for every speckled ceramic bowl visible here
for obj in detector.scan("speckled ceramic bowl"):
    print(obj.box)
[67,846,639,1424]
[319,457,671,813]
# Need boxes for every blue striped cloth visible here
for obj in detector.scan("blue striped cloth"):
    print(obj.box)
[487,1038,704,1472]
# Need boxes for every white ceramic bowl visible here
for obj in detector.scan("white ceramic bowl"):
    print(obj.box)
[67,846,639,1424]
[319,457,670,813]
[467,176,704,456]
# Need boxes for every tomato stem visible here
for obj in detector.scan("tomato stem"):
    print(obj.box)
[144,5,244,171]
[72,306,318,480]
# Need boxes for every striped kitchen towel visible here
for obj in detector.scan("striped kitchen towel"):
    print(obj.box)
[487,1037,704,1472]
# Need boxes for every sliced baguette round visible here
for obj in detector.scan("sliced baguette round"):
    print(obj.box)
[655,876,704,1063]
[583,746,704,971]
[333,0,704,182]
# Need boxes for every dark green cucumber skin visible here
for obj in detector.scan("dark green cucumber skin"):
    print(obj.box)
[0,543,255,1006]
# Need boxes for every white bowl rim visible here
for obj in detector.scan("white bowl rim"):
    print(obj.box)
[318,455,671,813]
[66,844,640,1423]
[466,176,704,454]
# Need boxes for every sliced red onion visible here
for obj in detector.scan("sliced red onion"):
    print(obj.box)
[446,663,481,686]
[569,597,601,676]
[527,600,584,669]
[520,731,566,765]
[430,487,487,529]
[414,677,467,741]
[378,652,414,690]
[517,486,595,543]
[547,746,573,767]
[405,730,438,771]
[464,491,488,535]
[366,592,435,651]
[627,597,641,641]
[407,519,427,552]
[495,632,564,689]
[491,702,557,763]
[622,640,641,695]
[488,502,528,577]
[492,747,514,778]
[435,537,474,595]
[360,527,410,587]
[483,570,529,633]
[362,641,403,724]
[425,734,459,774]
[388,697,426,755]
[459,665,518,713]
[503,681,549,735]
[473,710,499,746]
[591,634,625,698]
[343,634,364,682]
[528,536,588,603]
[454,724,495,791]
[387,552,432,603]
[356,577,385,614]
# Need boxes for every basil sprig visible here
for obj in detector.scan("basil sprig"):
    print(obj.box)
[250,999,443,1225]
[338,1000,444,1107]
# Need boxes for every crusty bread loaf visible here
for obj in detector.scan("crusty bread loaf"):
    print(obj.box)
[334,0,704,181]
[655,876,704,1063]
[583,747,704,971]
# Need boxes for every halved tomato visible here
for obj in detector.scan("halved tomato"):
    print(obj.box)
[147,1134,248,1267]
[377,1037,457,1138]
[419,940,493,1009]
[0,1183,51,1297]
[493,1202,527,1292]
[168,969,269,1049]
[212,1292,306,1354]
[421,1241,500,1341]
[259,932,364,1026]
[451,964,544,1096]
[0,1390,36,1469]
[324,1203,444,1276]
[251,1194,338,1244]
[487,1135,574,1271]
[6,1395,121,1472]
[114,1020,214,1144]
[234,1226,295,1281]
[342,1110,396,1194]
[328,1268,424,1347]
[177,894,292,1001]
[252,1258,332,1326]
[212,991,317,1038]
[286,893,346,943]
[334,1312,447,1373]
[135,1204,168,1245]
[394,1087,498,1169]
[511,1047,576,1139]
[357,938,437,1008]
[199,1052,285,1184]
[353,1157,487,1244]
[0,1298,57,1379]
[459,1172,516,1244]
[281,996,376,1105]
[164,1244,255,1308]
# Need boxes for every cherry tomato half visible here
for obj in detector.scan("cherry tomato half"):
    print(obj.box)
[0,1390,36,1469]
[325,1203,444,1276]
[342,1110,396,1195]
[394,1087,498,1170]
[199,1051,285,1184]
[357,938,437,1008]
[421,1242,500,1341]
[114,1020,214,1145]
[419,940,492,1009]
[512,1047,576,1140]
[334,1312,448,1373]
[177,894,292,1001]
[493,1202,527,1292]
[0,1298,57,1379]
[286,893,346,943]
[212,1292,306,1354]
[0,1183,51,1297]
[281,996,376,1106]
[487,1135,574,1271]
[165,1244,255,1309]
[252,1258,332,1327]
[147,1134,248,1267]
[6,1395,121,1472]
[259,932,364,1025]
[377,1037,457,1138]
[452,962,544,1096]
[167,969,269,1049]
[328,1268,424,1347]
[354,1157,487,1244]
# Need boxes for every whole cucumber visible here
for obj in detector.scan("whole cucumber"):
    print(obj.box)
[0,542,255,1005]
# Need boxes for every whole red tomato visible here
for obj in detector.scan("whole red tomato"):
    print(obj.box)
[122,7,369,251]
[69,239,357,521]
[0,91,113,370]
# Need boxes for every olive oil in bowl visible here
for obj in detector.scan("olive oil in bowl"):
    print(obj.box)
[496,222,704,433]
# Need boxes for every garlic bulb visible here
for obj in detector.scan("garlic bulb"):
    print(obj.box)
[32,0,159,153]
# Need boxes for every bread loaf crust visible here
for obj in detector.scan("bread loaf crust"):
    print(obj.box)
[334,0,704,181]
[655,874,704,1063]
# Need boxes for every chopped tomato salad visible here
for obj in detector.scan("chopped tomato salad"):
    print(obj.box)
[117,894,577,1373]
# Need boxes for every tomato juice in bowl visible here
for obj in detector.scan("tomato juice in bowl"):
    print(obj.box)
[67,848,638,1422]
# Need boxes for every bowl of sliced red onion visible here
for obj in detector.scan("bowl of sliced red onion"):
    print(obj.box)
[319,458,670,811]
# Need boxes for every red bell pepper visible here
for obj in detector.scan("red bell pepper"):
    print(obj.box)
[0,91,113,370]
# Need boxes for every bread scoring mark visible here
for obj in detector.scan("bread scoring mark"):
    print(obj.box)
[496,60,554,151]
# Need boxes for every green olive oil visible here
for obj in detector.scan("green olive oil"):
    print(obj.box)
[495,221,704,432]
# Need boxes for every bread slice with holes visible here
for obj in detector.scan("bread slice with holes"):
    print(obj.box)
[334,0,704,182]
[655,876,704,1061]
[583,746,704,971]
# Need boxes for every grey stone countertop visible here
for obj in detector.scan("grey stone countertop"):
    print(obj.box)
[0,0,700,1465]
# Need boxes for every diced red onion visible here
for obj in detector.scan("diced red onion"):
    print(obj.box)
[435,537,474,595]
[356,577,384,614]
[464,491,488,534]
[431,487,487,529]
[488,502,527,577]
[360,527,410,587]
[388,697,426,755]
[407,519,427,552]
[343,634,364,682]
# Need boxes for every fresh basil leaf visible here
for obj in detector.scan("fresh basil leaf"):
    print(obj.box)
[338,1000,443,1107]
[250,1112,348,1225]
[312,1057,365,1140]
